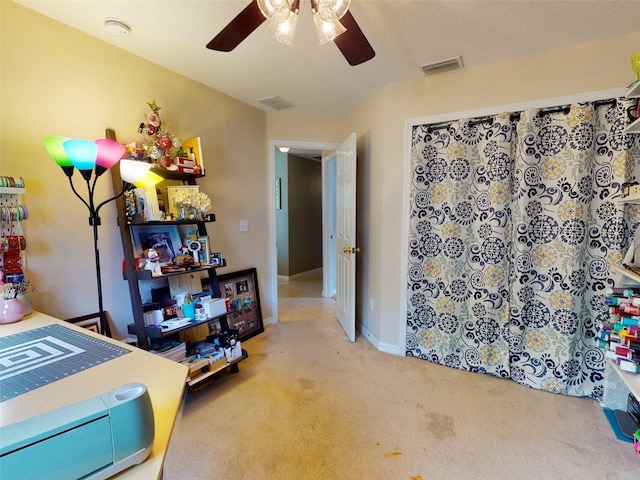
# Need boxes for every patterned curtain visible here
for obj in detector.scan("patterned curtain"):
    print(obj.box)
[407,99,640,399]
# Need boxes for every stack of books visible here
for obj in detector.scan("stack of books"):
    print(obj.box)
[149,339,186,362]
[601,287,640,373]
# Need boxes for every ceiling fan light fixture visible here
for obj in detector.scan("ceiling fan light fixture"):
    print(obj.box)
[267,9,299,45]
[207,0,373,66]
[312,12,345,45]
[311,0,347,45]
[257,0,289,19]
[316,0,350,20]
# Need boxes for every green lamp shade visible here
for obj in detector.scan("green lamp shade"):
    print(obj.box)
[120,159,152,184]
[95,139,125,169]
[63,139,97,171]
[43,136,73,167]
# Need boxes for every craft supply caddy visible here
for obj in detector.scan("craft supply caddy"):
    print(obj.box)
[0,176,28,281]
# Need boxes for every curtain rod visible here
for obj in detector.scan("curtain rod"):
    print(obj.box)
[425,98,619,133]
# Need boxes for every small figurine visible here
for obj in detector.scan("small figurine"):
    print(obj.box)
[174,254,195,269]
[143,248,162,277]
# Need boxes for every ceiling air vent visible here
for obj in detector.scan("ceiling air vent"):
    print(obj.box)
[421,56,463,75]
[257,96,296,111]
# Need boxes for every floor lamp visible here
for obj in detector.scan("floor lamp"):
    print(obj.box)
[44,137,159,336]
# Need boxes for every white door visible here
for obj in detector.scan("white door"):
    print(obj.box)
[322,154,337,298]
[335,133,357,342]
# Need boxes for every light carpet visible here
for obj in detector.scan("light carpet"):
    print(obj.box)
[164,318,639,479]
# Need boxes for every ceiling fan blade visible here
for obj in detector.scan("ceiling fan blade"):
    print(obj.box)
[206,1,266,52]
[333,10,375,66]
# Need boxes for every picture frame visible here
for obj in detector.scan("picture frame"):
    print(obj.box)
[214,268,264,341]
[166,185,200,218]
[198,235,210,264]
[182,137,204,173]
[66,312,104,335]
[210,252,223,266]
[130,225,182,265]
[275,177,282,210]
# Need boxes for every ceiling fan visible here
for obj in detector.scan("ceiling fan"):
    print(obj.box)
[206,0,375,66]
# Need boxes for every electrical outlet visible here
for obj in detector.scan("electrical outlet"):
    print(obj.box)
[240,220,249,232]
[369,298,374,311]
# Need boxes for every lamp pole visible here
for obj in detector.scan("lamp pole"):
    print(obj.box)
[65,171,126,337]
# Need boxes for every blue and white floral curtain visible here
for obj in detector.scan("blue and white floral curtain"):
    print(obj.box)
[407,99,640,399]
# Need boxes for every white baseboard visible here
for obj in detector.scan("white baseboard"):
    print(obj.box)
[358,323,405,356]
[278,267,322,282]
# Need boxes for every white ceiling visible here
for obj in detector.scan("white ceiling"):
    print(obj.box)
[14,0,640,117]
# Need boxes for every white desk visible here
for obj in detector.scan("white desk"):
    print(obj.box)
[0,312,188,479]
[603,359,640,411]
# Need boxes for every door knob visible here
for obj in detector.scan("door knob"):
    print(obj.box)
[343,247,361,254]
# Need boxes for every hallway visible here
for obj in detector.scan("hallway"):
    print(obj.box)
[277,269,336,323]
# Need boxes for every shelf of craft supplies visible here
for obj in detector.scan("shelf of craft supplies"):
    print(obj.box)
[127,310,230,339]
[122,260,226,280]
[610,264,640,284]
[185,349,248,391]
[149,166,204,181]
[0,187,26,195]
[126,215,216,226]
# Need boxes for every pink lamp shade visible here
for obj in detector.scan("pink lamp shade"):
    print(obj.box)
[95,139,125,169]
[63,139,98,171]
[94,138,125,178]
[43,136,73,167]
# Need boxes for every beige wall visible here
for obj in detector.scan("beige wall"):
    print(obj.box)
[1,2,271,337]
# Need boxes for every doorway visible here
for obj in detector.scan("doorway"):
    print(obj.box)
[277,269,336,322]
[268,140,340,324]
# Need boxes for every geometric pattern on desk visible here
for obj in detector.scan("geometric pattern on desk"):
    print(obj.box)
[0,324,130,402]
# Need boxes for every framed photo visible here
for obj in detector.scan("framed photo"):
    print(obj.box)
[166,185,200,218]
[66,312,104,336]
[210,252,223,266]
[130,225,182,265]
[198,235,210,264]
[216,268,264,341]
[275,177,282,210]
